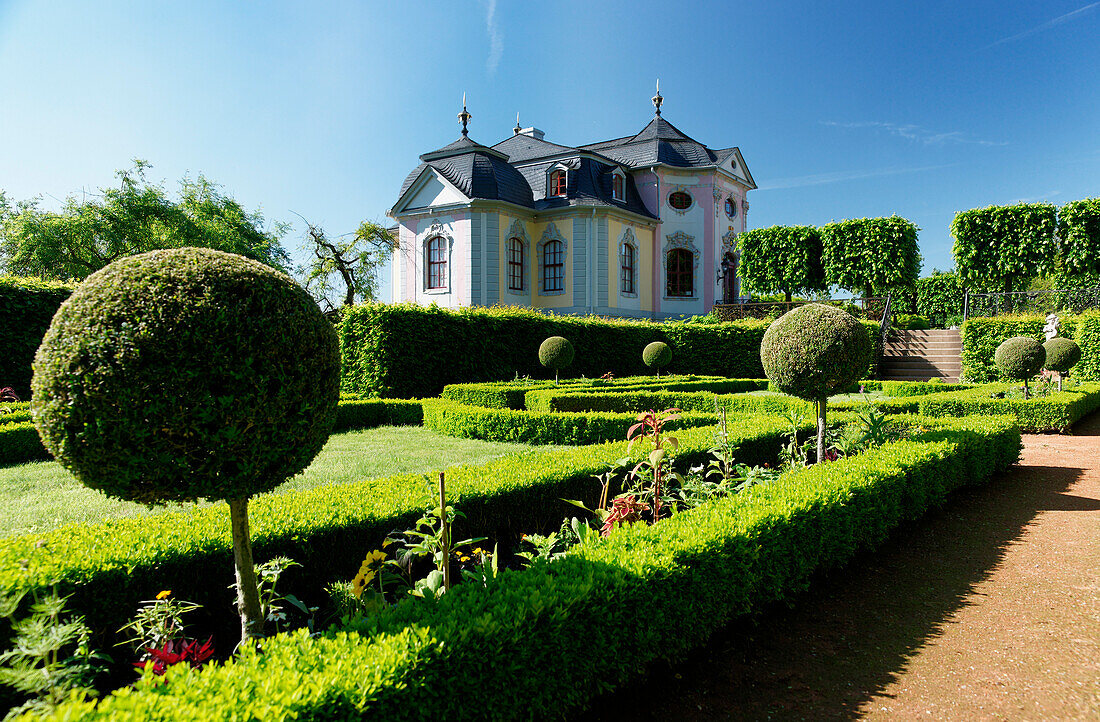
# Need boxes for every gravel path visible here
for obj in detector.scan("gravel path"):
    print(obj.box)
[578,413,1100,721]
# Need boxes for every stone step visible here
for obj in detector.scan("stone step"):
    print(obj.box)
[882,362,963,372]
[889,329,961,338]
[883,354,963,363]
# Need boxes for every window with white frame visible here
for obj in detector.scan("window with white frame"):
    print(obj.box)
[426,236,447,289]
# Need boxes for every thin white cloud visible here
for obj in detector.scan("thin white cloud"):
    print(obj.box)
[758,164,956,191]
[821,121,1007,147]
[983,2,1100,49]
[1015,190,1062,203]
[485,0,503,74]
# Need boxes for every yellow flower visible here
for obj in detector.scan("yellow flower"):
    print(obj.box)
[351,569,377,599]
[459,555,470,562]
[156,590,171,600]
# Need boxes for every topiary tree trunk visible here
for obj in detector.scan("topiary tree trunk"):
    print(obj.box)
[229,498,264,641]
[816,398,827,464]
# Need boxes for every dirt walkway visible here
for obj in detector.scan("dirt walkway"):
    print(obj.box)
[578,413,1100,721]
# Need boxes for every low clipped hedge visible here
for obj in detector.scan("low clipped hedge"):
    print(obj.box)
[421,398,721,445]
[0,400,424,469]
[524,388,922,417]
[338,304,881,398]
[46,414,1021,721]
[918,383,1100,432]
[961,312,1099,382]
[443,377,768,411]
[880,380,972,397]
[0,416,795,651]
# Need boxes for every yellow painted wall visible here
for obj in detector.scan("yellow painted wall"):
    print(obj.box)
[529,219,572,309]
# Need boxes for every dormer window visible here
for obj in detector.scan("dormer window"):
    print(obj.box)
[550,169,567,197]
[612,171,625,201]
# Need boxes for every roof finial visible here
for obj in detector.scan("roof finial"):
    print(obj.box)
[458,92,472,137]
[514,111,521,135]
[652,78,663,117]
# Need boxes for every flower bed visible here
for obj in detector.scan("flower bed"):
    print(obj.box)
[44,414,1020,720]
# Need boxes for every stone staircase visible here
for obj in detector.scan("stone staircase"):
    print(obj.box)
[880,329,962,381]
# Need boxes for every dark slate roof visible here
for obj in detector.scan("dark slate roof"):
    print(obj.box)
[579,117,722,168]
[515,157,656,218]
[395,135,533,209]
[491,133,584,163]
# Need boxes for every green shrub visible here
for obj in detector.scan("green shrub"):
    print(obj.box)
[737,225,826,300]
[421,398,718,445]
[538,336,574,382]
[880,380,971,397]
[337,305,880,398]
[642,341,672,374]
[918,383,1100,433]
[1057,197,1100,278]
[46,415,1020,721]
[0,277,75,399]
[31,247,341,639]
[994,336,1045,383]
[959,314,1100,383]
[761,304,873,401]
[0,422,50,466]
[0,417,791,650]
[899,271,964,327]
[892,314,930,330]
[1043,337,1081,374]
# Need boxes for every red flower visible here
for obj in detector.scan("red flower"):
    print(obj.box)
[135,637,216,676]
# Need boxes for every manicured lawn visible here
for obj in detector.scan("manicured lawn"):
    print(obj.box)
[0,426,559,537]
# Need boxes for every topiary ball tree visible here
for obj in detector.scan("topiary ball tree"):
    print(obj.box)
[760,303,873,464]
[1043,337,1080,392]
[538,336,575,385]
[31,248,340,642]
[994,336,1045,398]
[642,341,673,377]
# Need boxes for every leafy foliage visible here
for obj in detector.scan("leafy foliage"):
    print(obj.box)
[918,383,1100,433]
[641,341,672,372]
[994,336,1046,386]
[760,304,873,402]
[951,202,1058,293]
[0,276,75,399]
[897,270,965,327]
[0,162,289,281]
[1057,197,1100,280]
[959,313,1100,383]
[737,225,825,301]
[42,415,1021,721]
[538,336,575,382]
[821,216,921,296]
[300,219,396,313]
[1043,337,1081,374]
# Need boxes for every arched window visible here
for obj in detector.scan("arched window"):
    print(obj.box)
[543,240,564,292]
[507,237,525,291]
[620,243,636,295]
[666,248,693,297]
[426,236,447,289]
[550,170,567,197]
[612,173,624,201]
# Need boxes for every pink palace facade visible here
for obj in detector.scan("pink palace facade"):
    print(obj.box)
[388,91,755,320]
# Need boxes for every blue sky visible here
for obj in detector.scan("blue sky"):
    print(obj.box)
[1,0,1098,300]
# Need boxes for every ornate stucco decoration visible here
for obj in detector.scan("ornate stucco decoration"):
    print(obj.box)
[665,184,695,215]
[505,218,531,297]
[722,229,739,253]
[537,222,568,296]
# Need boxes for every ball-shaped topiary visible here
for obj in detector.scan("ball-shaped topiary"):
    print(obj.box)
[31,247,340,640]
[538,336,574,383]
[642,341,672,375]
[994,336,1045,382]
[760,304,872,464]
[32,247,340,504]
[760,303,873,402]
[1043,337,1081,374]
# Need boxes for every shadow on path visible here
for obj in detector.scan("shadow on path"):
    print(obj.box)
[575,431,1091,720]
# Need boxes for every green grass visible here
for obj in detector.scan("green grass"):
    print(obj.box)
[0,426,558,538]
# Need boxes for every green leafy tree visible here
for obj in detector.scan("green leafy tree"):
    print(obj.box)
[0,161,289,281]
[738,225,826,302]
[299,218,397,312]
[951,202,1057,293]
[1056,197,1100,288]
[822,216,921,297]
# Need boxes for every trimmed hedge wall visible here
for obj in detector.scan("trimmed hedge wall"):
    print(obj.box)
[0,399,424,469]
[961,312,1099,383]
[46,414,1021,721]
[880,380,972,397]
[338,304,881,398]
[421,398,721,445]
[0,417,792,650]
[918,383,1100,433]
[0,277,75,399]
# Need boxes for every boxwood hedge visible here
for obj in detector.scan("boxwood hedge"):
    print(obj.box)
[338,304,881,398]
[917,383,1100,433]
[961,311,1099,383]
[44,414,1020,721]
[0,415,795,649]
[0,277,75,400]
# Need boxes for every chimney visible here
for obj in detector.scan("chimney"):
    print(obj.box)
[518,127,545,141]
